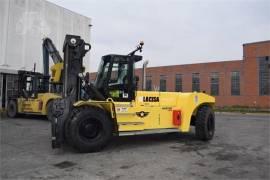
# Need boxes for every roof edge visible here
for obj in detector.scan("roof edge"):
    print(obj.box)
[45,0,91,20]
[144,59,242,69]
[243,40,270,46]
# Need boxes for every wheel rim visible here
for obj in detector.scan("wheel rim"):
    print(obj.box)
[78,118,102,141]
[207,114,215,136]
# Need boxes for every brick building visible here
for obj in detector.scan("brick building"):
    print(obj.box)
[90,40,270,108]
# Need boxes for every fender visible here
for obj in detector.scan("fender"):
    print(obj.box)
[175,92,215,132]
[73,99,116,119]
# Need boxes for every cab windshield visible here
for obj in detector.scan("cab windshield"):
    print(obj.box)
[95,56,130,89]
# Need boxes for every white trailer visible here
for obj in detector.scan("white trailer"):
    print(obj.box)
[0,0,91,110]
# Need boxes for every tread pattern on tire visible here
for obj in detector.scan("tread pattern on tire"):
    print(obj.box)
[46,101,54,122]
[7,100,17,118]
[195,105,215,141]
[65,106,113,153]
[64,107,79,146]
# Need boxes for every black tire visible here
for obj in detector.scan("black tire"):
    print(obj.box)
[7,100,18,118]
[66,106,113,153]
[46,101,54,122]
[195,106,215,141]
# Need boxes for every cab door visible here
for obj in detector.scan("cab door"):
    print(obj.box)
[106,56,136,102]
[20,76,41,113]
[106,56,148,131]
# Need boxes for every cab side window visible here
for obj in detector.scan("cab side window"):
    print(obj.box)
[108,62,130,101]
[109,63,128,86]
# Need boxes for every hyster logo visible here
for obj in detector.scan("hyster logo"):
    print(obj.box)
[136,111,149,118]
[143,96,159,102]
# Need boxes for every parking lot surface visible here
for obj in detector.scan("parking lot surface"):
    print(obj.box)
[0,113,269,180]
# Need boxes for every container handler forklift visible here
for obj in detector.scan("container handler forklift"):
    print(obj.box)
[6,37,64,120]
[51,34,215,153]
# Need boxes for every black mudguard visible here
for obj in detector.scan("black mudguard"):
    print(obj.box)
[51,98,72,148]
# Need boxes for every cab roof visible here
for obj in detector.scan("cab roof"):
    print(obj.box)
[102,54,142,62]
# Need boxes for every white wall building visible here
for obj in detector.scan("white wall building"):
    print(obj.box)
[0,0,91,109]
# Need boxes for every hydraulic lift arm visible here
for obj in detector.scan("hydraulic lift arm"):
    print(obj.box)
[42,38,63,77]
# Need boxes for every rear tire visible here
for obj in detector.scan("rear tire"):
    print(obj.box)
[46,101,54,122]
[7,100,18,118]
[66,107,113,153]
[195,106,215,141]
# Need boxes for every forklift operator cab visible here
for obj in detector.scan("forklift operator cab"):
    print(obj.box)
[18,71,50,99]
[94,54,142,102]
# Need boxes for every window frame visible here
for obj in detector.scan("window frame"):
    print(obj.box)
[192,73,200,92]
[175,74,182,92]
[210,72,219,96]
[159,75,167,92]
[231,71,240,96]
[258,56,270,96]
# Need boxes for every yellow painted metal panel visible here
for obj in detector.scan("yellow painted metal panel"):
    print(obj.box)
[74,100,116,119]
[17,93,60,115]
[50,63,63,83]
[74,91,215,133]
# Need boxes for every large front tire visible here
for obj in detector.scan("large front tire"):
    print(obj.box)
[195,106,215,141]
[7,100,18,118]
[66,107,113,153]
[46,101,54,122]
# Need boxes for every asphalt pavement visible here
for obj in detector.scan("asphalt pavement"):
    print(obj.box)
[0,113,269,180]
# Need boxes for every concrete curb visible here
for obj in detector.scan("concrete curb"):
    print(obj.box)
[215,111,270,116]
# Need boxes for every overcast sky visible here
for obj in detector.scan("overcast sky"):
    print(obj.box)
[48,0,270,72]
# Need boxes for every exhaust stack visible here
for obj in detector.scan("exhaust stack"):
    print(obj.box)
[142,60,149,90]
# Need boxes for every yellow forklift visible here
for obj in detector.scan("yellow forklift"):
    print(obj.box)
[6,70,60,119]
[6,38,64,120]
[51,35,215,153]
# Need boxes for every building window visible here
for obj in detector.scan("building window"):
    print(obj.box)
[160,75,167,92]
[192,73,200,92]
[175,74,182,92]
[231,71,240,96]
[146,76,152,91]
[210,72,219,96]
[258,56,270,95]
